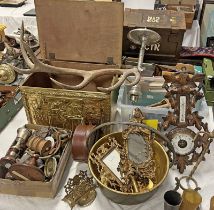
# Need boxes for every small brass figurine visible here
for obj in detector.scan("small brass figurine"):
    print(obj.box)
[62,170,96,209]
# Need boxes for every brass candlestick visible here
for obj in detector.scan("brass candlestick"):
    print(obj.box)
[127,28,161,103]
[0,127,31,167]
[27,136,52,156]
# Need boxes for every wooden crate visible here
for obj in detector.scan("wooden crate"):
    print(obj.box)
[154,0,197,29]
[0,124,72,198]
[123,9,186,61]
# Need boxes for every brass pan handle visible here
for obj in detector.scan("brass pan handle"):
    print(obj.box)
[87,121,175,168]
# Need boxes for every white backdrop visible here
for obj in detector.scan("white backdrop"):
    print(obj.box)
[0,0,201,47]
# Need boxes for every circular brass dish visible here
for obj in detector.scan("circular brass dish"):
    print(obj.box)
[88,132,169,205]
[0,64,16,84]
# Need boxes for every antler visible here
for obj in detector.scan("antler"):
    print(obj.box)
[10,22,140,92]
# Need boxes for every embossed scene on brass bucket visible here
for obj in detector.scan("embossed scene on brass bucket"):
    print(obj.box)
[88,121,172,205]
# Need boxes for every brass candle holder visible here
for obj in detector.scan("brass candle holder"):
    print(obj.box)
[0,127,31,168]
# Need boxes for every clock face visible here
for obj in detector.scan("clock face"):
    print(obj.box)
[167,128,196,155]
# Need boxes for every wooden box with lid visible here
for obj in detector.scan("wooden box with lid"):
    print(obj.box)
[20,0,126,130]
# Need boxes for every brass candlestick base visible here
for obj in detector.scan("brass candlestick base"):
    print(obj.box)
[9,154,45,181]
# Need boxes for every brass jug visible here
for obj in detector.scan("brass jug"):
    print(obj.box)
[180,189,202,210]
[164,176,202,210]
[210,196,214,210]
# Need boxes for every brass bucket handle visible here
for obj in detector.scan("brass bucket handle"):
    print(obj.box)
[87,121,175,168]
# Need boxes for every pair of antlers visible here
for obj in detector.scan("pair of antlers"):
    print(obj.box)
[11,23,140,92]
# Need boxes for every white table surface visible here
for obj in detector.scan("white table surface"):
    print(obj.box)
[0,102,214,210]
[0,0,37,37]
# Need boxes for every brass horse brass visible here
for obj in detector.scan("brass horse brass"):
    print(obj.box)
[62,170,96,208]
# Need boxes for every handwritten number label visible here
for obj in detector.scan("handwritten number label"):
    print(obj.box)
[147,16,160,23]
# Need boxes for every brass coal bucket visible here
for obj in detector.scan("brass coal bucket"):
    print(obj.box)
[88,122,174,205]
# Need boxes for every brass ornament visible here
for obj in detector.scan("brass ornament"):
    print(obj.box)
[118,122,157,192]
[161,72,211,173]
[44,157,57,178]
[20,87,111,131]
[62,170,96,209]
[0,64,16,84]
